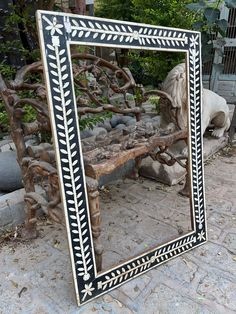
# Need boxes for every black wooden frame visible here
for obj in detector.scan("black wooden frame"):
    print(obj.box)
[37,10,207,306]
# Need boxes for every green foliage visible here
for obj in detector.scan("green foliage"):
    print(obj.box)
[0,2,104,134]
[1,1,63,65]
[96,0,197,86]
[186,0,236,66]
[186,1,207,11]
[95,0,134,21]
[130,0,196,85]
[0,2,39,65]
[0,62,15,133]
[0,1,40,133]
[149,96,160,114]
[79,112,113,131]
[132,0,196,29]
[0,62,16,80]
[0,102,9,134]
[185,0,236,89]
[128,51,185,86]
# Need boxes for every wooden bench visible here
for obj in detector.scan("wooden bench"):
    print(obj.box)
[0,53,187,270]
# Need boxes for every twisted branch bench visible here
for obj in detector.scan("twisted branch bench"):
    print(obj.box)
[0,53,187,270]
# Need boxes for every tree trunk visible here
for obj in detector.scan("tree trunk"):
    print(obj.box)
[69,0,86,15]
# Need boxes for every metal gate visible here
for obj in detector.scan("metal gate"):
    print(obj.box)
[203,6,236,103]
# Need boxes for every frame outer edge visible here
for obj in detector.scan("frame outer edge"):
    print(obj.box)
[199,31,208,241]
[36,10,81,306]
[36,11,207,305]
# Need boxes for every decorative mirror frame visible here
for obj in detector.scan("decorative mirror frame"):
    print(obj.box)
[36,10,207,306]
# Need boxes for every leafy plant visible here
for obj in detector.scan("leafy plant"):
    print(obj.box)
[128,51,186,86]
[0,62,17,80]
[0,2,109,135]
[186,0,236,87]
[96,0,134,21]
[132,0,196,29]
[130,0,196,85]
[187,1,226,62]
[0,102,9,135]
[79,112,113,130]
[96,0,197,86]
[149,96,160,114]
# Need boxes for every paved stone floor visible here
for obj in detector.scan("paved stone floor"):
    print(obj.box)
[1,145,236,314]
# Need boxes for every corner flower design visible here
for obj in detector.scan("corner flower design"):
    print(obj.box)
[81,282,95,301]
[190,35,199,48]
[44,16,63,36]
[197,230,206,241]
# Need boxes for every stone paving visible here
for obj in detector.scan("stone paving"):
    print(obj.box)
[0,145,236,313]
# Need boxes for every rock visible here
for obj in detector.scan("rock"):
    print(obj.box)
[0,139,12,149]
[0,151,23,191]
[80,128,93,139]
[142,118,153,126]
[126,93,136,108]
[152,115,161,122]
[142,117,153,123]
[203,136,228,159]
[103,121,112,132]
[142,102,155,113]
[141,114,152,121]
[145,122,155,136]
[90,127,107,137]
[2,135,11,140]
[109,94,124,106]
[0,136,37,153]
[139,156,186,186]
[110,93,135,108]
[120,115,133,124]
[96,119,112,132]
[115,124,127,131]
[152,122,160,130]
[139,136,229,186]
[25,137,38,147]
[0,186,45,231]
[81,137,96,152]
[110,115,122,128]
[96,122,105,128]
[152,116,161,129]
[124,125,136,135]
[126,119,136,126]
[0,141,16,152]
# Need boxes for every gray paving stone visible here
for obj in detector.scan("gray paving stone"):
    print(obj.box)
[207,199,234,213]
[208,211,232,229]
[116,274,151,301]
[0,144,236,313]
[207,223,223,241]
[0,205,13,226]
[197,272,236,311]
[160,256,199,285]
[138,283,214,314]
[190,242,236,277]
[223,232,236,254]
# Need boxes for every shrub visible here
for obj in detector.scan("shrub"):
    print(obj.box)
[96,0,197,86]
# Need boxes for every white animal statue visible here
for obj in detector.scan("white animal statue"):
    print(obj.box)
[161,63,230,138]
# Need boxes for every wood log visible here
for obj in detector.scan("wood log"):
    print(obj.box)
[40,150,56,164]
[84,130,187,180]
[27,143,52,158]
